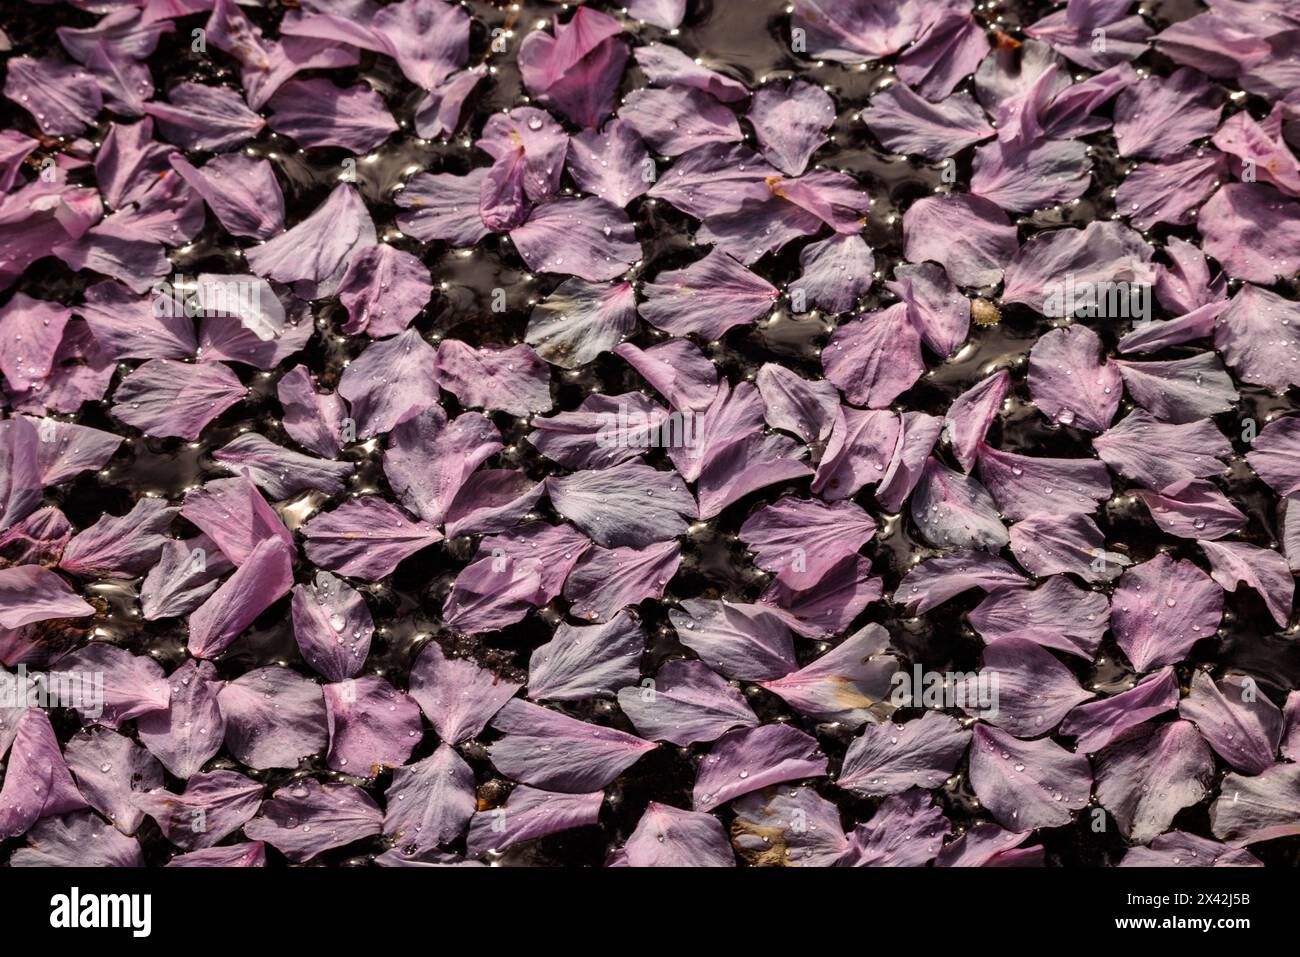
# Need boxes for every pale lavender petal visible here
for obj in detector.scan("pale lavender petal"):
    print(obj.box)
[946,370,1008,472]
[110,358,245,440]
[968,637,1092,737]
[911,456,1008,551]
[896,12,990,101]
[548,460,695,548]
[823,304,924,408]
[140,536,233,621]
[838,790,950,867]
[1093,410,1232,493]
[1179,671,1283,775]
[527,611,643,701]
[789,234,875,316]
[838,711,970,796]
[0,710,87,837]
[395,169,492,247]
[384,744,476,853]
[4,56,102,137]
[465,786,602,858]
[525,279,636,370]
[1063,667,1180,753]
[137,659,225,779]
[1114,354,1238,424]
[976,445,1112,522]
[1199,538,1293,629]
[730,786,849,866]
[167,842,266,867]
[11,812,142,867]
[490,699,654,792]
[169,152,284,240]
[668,598,797,681]
[1121,831,1261,868]
[1114,68,1222,160]
[187,537,294,659]
[49,642,169,728]
[302,498,441,580]
[384,406,502,524]
[621,87,741,156]
[216,666,327,770]
[618,801,733,867]
[888,260,970,358]
[1114,150,1226,231]
[1095,720,1215,843]
[337,327,439,439]
[509,196,640,282]
[291,572,373,683]
[1212,763,1300,846]
[747,79,834,175]
[435,341,553,416]
[1198,184,1300,285]
[144,82,265,151]
[1009,511,1128,582]
[268,78,397,152]
[790,0,922,64]
[323,676,422,776]
[245,183,376,299]
[441,554,542,634]
[565,120,651,208]
[970,575,1109,658]
[758,554,881,636]
[563,540,680,623]
[693,724,827,812]
[0,565,93,629]
[64,727,163,836]
[1111,552,1222,671]
[1136,479,1246,541]
[760,624,897,728]
[640,249,777,340]
[408,640,522,744]
[969,723,1092,830]
[632,42,746,102]
[863,83,994,161]
[243,778,382,862]
[614,339,719,412]
[616,658,757,746]
[896,550,1027,614]
[1002,220,1153,314]
[739,497,875,591]
[902,193,1018,287]
[276,364,346,458]
[337,243,432,338]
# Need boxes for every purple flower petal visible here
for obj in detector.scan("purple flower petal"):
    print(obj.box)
[911,456,1009,552]
[614,338,719,413]
[897,12,990,101]
[527,611,644,701]
[110,358,245,440]
[1135,479,1246,541]
[746,79,834,176]
[621,86,742,156]
[970,575,1110,658]
[384,406,501,523]
[1197,183,1300,284]
[976,445,1112,522]
[408,640,522,745]
[1114,150,1226,231]
[1214,103,1300,197]
[616,801,734,867]
[640,249,777,340]
[49,642,170,728]
[1213,283,1300,389]
[244,778,382,862]
[336,243,432,338]
[864,82,995,162]
[465,786,603,858]
[548,459,696,548]
[1095,720,1215,843]
[1211,762,1300,846]
[969,723,1092,830]
[476,107,568,228]
[144,81,265,151]
[443,470,543,538]
[1009,511,1128,582]
[789,234,875,316]
[1002,220,1153,314]
[759,553,881,636]
[135,769,264,849]
[739,497,875,591]
[490,699,654,792]
[1063,666,1180,753]
[632,42,747,102]
[1114,354,1238,424]
[1111,552,1223,671]
[435,340,553,416]
[760,623,897,727]
[0,564,93,629]
[616,658,757,745]
[323,675,422,776]
[11,812,143,867]
[1029,328,1123,434]
[730,786,849,865]
[301,497,442,580]
[1179,671,1283,775]
[187,537,294,659]
[338,328,440,439]
[170,152,284,241]
[693,723,827,812]
[970,137,1092,213]
[971,637,1092,736]
[1121,830,1262,868]
[58,498,173,578]
[0,294,72,394]
[518,8,626,128]
[473,521,591,605]
[412,66,485,139]
[442,553,542,634]
[896,550,1027,614]
[902,193,1018,287]
[509,196,640,282]
[563,540,680,623]
[4,56,102,136]
[1025,5,1151,71]
[1114,68,1222,160]
[888,261,970,358]
[64,727,163,835]
[566,120,652,208]
[755,364,839,449]
[371,0,470,90]
[140,536,233,621]
[823,304,924,408]
[838,711,970,796]
[268,78,397,152]
[275,364,346,458]
[877,411,945,512]
[0,710,88,838]
[167,842,266,867]
[946,370,1009,472]
[525,279,636,370]
[384,744,476,853]
[1093,410,1232,493]
[246,183,375,299]
[668,598,797,681]
[790,0,922,64]
[527,393,665,470]
[137,659,225,779]
[935,821,1041,867]
[395,170,492,247]
[1248,416,1300,498]
[841,790,951,866]
[216,665,327,770]
[291,572,374,683]
[1199,538,1293,629]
